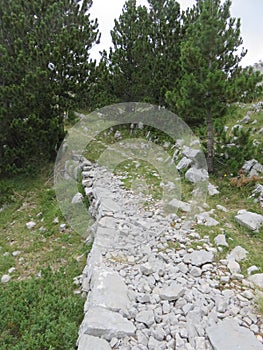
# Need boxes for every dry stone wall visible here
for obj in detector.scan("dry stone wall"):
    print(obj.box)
[76,159,263,350]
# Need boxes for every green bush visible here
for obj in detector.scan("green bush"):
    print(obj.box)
[213,119,262,175]
[0,181,13,207]
[0,266,84,350]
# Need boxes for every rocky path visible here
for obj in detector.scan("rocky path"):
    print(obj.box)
[76,159,263,350]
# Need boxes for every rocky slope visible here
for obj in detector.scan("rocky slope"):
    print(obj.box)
[74,159,263,350]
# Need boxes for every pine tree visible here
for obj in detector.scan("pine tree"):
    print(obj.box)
[147,0,181,105]
[107,0,152,102]
[166,0,262,173]
[106,0,182,105]
[0,0,100,174]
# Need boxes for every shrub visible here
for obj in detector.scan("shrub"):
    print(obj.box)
[0,266,84,350]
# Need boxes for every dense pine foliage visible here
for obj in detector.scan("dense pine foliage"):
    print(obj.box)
[0,0,262,174]
[0,0,99,174]
[165,0,262,172]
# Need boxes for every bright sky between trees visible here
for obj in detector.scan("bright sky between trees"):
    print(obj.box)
[90,0,263,67]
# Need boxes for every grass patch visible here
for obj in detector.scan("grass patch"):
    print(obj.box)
[0,165,89,349]
[114,159,163,202]
[194,177,263,275]
[0,266,85,350]
[256,295,263,315]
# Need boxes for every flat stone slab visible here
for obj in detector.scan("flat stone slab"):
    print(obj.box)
[207,318,263,350]
[95,227,118,248]
[97,216,118,229]
[248,273,263,288]
[83,307,136,341]
[158,283,185,301]
[77,334,111,350]
[235,210,263,231]
[195,212,219,226]
[92,186,113,201]
[89,267,130,311]
[168,198,191,212]
[183,250,214,266]
[99,198,121,215]
[227,246,248,262]
[83,245,103,282]
[135,310,155,326]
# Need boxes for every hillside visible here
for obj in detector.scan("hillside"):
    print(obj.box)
[0,101,262,349]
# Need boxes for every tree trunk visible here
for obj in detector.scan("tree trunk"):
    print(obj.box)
[207,111,214,173]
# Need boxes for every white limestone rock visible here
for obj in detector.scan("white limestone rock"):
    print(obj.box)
[182,146,202,160]
[214,234,228,247]
[242,159,263,176]
[207,318,263,350]
[240,115,251,124]
[12,250,21,257]
[88,267,130,312]
[135,310,155,327]
[208,183,220,196]
[71,192,83,204]
[26,221,36,229]
[148,336,163,350]
[183,250,214,266]
[82,307,136,340]
[99,198,121,217]
[140,262,154,276]
[227,259,241,274]
[216,204,227,212]
[248,273,263,288]
[195,212,219,226]
[250,184,263,208]
[158,282,185,301]
[247,265,259,275]
[235,210,263,232]
[59,223,66,232]
[185,167,209,183]
[168,199,191,212]
[227,246,248,262]
[190,266,202,277]
[1,274,11,283]
[176,157,192,171]
[77,334,111,350]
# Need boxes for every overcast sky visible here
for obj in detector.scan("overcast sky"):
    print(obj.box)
[90,0,263,67]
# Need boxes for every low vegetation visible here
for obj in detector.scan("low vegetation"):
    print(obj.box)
[0,167,89,349]
[0,101,262,348]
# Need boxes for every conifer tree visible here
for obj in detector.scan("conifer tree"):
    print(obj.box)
[107,0,152,102]
[147,0,181,105]
[106,0,182,105]
[0,0,100,174]
[166,0,262,173]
